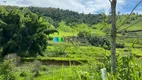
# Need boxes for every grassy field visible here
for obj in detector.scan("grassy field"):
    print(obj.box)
[117,15,142,31]
[35,16,142,79]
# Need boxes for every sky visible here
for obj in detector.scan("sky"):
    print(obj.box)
[0,0,142,14]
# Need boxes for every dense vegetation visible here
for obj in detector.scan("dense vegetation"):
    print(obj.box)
[3,6,104,27]
[28,7,104,26]
[0,6,58,57]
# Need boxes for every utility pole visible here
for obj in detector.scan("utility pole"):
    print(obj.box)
[109,0,117,74]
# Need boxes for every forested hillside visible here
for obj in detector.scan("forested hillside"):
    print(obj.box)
[3,6,104,27]
[28,7,104,26]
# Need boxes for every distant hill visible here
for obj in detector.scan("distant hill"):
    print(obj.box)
[28,7,104,26]
[117,14,142,31]
[2,6,104,27]
[2,5,142,31]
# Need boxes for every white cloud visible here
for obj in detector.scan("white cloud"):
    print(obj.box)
[117,0,126,5]
[81,0,111,14]
[1,0,127,14]
[117,0,127,12]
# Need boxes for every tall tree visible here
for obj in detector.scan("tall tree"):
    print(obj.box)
[109,0,117,74]
[0,8,57,57]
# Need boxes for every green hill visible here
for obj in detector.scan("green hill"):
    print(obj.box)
[117,14,142,31]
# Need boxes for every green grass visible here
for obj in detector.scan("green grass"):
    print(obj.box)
[49,30,77,37]
[118,15,142,31]
[91,29,106,36]
[46,45,110,57]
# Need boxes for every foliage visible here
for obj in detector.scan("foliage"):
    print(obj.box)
[116,53,142,80]
[4,54,21,66]
[78,30,91,38]
[27,6,104,26]
[57,21,72,32]
[0,7,55,57]
[19,71,28,77]
[103,51,142,80]
[32,60,41,77]
[0,60,16,80]
[53,44,71,56]
[47,36,54,40]
[82,34,111,50]
[116,43,124,48]
[78,32,124,49]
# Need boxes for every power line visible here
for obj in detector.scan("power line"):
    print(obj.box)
[117,0,142,30]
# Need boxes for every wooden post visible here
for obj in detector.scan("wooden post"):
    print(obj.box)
[110,0,117,74]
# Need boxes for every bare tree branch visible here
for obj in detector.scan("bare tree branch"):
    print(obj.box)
[117,0,142,30]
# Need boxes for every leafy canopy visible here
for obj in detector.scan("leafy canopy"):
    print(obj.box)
[0,8,53,57]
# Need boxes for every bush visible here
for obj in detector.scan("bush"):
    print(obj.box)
[92,26,97,29]
[103,52,142,80]
[78,31,91,38]
[53,44,70,56]
[78,31,111,49]
[88,35,110,49]
[116,53,142,80]
[4,54,21,66]
[0,60,16,80]
[20,71,28,77]
[126,21,131,24]
[116,43,124,48]
[48,36,54,40]
[32,60,41,77]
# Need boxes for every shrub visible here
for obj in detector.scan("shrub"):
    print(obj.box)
[48,36,54,40]
[126,21,130,24]
[4,54,21,66]
[20,71,28,77]
[78,31,91,38]
[116,43,124,48]
[92,26,97,29]
[88,35,110,49]
[53,44,70,56]
[103,52,142,80]
[116,53,142,80]
[0,60,16,80]
[78,31,111,49]
[32,60,41,77]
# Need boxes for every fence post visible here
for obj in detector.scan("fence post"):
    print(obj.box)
[101,68,107,80]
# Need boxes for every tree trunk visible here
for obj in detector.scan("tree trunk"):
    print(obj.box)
[110,0,117,74]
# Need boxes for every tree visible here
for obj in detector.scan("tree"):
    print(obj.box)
[0,8,55,57]
[28,6,104,26]
[109,0,117,74]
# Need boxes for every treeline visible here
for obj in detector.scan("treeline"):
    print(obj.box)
[3,6,104,27]
[28,7,104,26]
